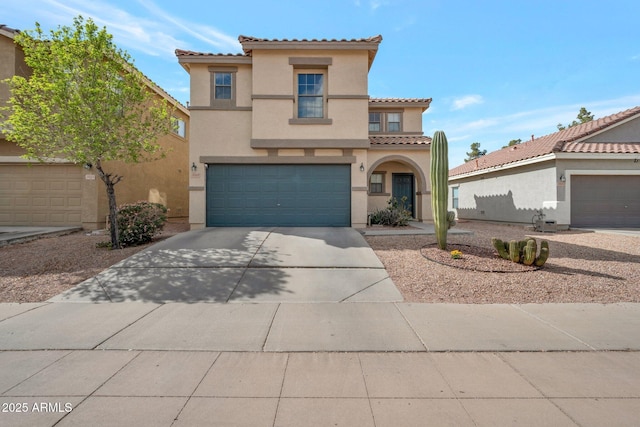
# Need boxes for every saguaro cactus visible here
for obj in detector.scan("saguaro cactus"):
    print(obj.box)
[430,131,450,249]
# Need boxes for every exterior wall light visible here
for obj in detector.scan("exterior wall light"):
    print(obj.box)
[360,162,365,172]
[191,162,198,172]
[559,174,566,182]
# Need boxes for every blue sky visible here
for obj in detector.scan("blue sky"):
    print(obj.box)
[4,0,640,166]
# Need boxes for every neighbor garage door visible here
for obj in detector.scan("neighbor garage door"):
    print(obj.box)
[571,175,640,227]
[0,164,83,226]
[206,164,351,226]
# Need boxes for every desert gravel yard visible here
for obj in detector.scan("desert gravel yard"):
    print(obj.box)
[365,221,640,304]
[0,220,190,303]
[1,220,638,304]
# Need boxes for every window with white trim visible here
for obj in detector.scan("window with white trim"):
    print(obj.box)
[297,73,325,118]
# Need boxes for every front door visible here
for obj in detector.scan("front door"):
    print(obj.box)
[392,173,415,217]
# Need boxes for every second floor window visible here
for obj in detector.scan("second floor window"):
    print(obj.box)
[214,72,232,100]
[387,113,401,132]
[172,117,186,138]
[369,113,381,132]
[369,111,403,133]
[297,73,324,118]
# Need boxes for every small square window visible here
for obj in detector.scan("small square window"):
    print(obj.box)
[172,117,186,138]
[370,173,384,193]
[214,72,232,100]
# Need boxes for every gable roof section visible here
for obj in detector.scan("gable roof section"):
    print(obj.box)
[449,106,640,177]
[239,35,382,69]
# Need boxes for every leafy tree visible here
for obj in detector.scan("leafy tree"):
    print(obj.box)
[557,107,594,130]
[503,138,522,148]
[1,16,174,249]
[464,142,487,162]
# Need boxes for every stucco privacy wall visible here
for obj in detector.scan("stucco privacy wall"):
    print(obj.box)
[450,162,558,224]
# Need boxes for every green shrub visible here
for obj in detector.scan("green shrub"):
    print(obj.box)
[117,201,167,247]
[370,197,412,227]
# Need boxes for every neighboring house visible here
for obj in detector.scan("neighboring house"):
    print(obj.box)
[449,106,640,228]
[176,35,432,228]
[0,25,190,230]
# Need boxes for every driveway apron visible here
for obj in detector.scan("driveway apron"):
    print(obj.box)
[51,227,401,303]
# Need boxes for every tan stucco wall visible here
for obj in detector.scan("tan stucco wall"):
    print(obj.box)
[402,107,426,133]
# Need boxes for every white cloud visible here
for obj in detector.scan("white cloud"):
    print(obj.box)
[451,94,484,110]
[24,0,240,58]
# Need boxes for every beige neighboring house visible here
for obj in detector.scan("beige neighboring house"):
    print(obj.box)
[0,24,190,230]
[449,106,640,229]
[176,35,432,228]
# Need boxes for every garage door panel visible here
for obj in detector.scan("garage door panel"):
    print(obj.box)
[571,175,640,227]
[206,164,350,227]
[0,164,83,226]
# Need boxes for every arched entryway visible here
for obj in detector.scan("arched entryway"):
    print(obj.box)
[367,155,430,221]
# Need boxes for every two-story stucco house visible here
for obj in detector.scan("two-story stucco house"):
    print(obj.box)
[176,35,432,229]
[1,24,190,229]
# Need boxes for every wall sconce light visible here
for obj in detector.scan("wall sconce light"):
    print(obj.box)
[191,162,198,172]
[83,163,92,170]
[359,163,365,172]
[559,174,566,182]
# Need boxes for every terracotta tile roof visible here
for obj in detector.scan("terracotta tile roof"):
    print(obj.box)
[370,135,431,146]
[0,24,20,38]
[238,35,383,44]
[449,106,640,177]
[370,98,432,104]
[175,49,247,58]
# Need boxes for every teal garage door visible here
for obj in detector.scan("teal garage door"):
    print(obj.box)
[206,164,351,226]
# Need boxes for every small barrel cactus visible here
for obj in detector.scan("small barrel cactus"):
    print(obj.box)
[509,240,520,263]
[522,239,537,266]
[491,238,509,260]
[492,237,550,267]
[535,241,550,267]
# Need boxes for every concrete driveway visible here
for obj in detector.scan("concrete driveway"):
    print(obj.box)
[51,227,401,303]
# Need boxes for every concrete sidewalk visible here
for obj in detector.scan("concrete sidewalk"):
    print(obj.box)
[0,226,81,247]
[1,302,639,426]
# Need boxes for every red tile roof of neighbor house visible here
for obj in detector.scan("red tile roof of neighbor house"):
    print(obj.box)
[370,135,431,146]
[449,106,640,177]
